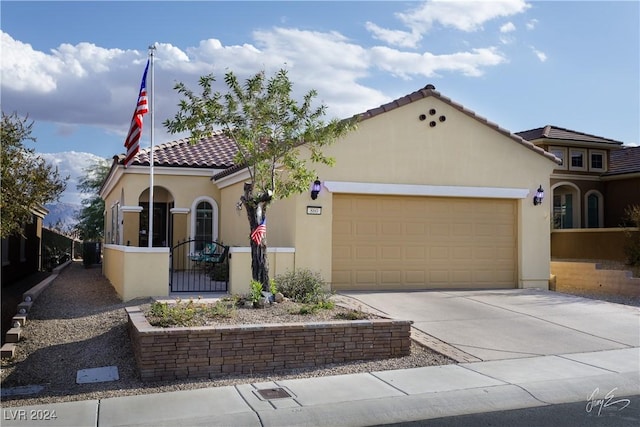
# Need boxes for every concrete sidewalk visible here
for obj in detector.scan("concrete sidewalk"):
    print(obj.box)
[3,289,639,426]
[2,348,638,426]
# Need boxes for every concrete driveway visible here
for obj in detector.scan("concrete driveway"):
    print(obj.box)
[339,289,640,361]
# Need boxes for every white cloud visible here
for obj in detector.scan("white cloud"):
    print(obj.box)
[0,20,513,141]
[399,0,530,33]
[365,22,421,48]
[526,19,538,30]
[370,46,507,79]
[500,22,517,33]
[39,152,107,204]
[531,47,547,62]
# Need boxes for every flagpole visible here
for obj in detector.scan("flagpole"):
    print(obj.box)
[148,45,156,248]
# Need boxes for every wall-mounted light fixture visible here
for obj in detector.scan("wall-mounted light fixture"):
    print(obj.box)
[236,200,243,211]
[311,179,321,200]
[533,185,544,206]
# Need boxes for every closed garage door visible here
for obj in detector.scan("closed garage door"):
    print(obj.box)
[332,194,517,290]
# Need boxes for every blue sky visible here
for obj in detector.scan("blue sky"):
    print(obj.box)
[1,1,639,202]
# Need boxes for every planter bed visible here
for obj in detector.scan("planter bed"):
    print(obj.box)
[126,306,412,381]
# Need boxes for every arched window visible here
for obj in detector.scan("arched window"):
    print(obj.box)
[195,201,213,250]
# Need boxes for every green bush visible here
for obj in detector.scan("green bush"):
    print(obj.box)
[250,280,264,305]
[275,268,331,304]
[147,298,235,327]
[623,205,640,266]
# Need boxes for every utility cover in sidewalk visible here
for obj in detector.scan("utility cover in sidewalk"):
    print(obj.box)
[76,366,119,384]
[254,387,294,400]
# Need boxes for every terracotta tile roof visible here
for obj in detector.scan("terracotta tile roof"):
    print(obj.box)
[604,145,640,176]
[116,131,237,168]
[516,125,624,146]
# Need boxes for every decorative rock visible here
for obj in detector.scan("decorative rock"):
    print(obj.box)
[275,292,284,303]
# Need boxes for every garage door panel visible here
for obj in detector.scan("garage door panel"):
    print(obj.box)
[332,195,516,290]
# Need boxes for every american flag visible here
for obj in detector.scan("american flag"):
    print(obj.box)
[251,218,266,245]
[124,60,150,167]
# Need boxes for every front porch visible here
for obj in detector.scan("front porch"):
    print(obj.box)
[102,245,295,301]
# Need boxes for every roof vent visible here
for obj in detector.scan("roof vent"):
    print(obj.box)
[424,84,436,90]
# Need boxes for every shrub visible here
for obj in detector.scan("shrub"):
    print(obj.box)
[250,280,264,306]
[275,268,331,304]
[623,204,640,266]
[147,297,235,327]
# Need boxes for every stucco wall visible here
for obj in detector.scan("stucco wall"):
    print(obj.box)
[103,244,169,301]
[228,247,295,295]
[286,96,555,289]
[551,228,637,261]
[102,168,222,247]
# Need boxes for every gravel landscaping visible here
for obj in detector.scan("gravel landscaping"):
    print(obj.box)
[0,262,453,407]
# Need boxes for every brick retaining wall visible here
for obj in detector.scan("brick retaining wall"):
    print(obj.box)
[126,306,412,381]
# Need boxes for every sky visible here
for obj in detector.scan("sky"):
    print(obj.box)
[2,0,639,204]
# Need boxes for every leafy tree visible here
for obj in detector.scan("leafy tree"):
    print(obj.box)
[74,158,110,241]
[165,69,356,289]
[0,112,67,238]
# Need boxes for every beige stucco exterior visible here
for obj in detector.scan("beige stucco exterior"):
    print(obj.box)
[100,90,557,298]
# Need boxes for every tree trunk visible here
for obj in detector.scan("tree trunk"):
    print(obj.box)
[243,183,271,291]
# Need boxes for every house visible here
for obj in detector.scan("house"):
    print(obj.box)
[100,84,559,300]
[516,126,638,228]
[1,206,48,287]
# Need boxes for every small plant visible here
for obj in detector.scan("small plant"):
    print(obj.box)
[269,278,278,296]
[148,299,198,327]
[289,300,335,315]
[275,268,332,304]
[250,279,264,307]
[334,309,368,320]
[623,204,640,266]
[207,300,235,318]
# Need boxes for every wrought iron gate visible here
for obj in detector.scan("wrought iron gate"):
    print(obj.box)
[169,239,229,293]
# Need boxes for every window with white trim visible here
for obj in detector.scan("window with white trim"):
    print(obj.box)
[589,150,606,172]
[569,148,587,171]
[195,201,213,251]
[549,146,567,170]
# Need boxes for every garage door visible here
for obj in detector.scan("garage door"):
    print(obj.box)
[332,194,517,290]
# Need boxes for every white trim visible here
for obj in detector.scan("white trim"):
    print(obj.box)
[323,181,530,199]
[601,172,640,181]
[229,247,295,254]
[549,146,567,170]
[568,148,587,171]
[120,205,143,213]
[190,196,219,244]
[551,181,581,229]
[550,174,601,181]
[100,165,225,199]
[588,149,606,172]
[170,208,190,215]
[214,168,251,189]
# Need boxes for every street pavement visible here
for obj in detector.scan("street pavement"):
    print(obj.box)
[2,289,639,426]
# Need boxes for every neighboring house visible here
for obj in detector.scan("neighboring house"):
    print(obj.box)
[100,84,558,299]
[1,206,48,287]
[602,146,640,227]
[516,126,638,228]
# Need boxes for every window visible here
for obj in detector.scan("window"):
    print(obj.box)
[549,147,567,170]
[569,148,587,171]
[589,150,606,172]
[553,193,573,229]
[195,201,213,251]
[587,194,599,228]
[111,202,120,244]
